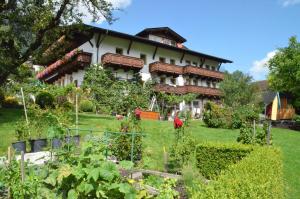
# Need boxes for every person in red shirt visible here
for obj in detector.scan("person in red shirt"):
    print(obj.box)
[173,112,183,129]
[134,107,142,120]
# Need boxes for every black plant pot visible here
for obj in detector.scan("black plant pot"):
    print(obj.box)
[12,141,26,152]
[65,135,80,146]
[51,138,62,149]
[30,138,47,152]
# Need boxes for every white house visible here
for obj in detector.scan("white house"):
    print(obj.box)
[37,25,232,117]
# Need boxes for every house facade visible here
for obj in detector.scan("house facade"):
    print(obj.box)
[37,25,232,117]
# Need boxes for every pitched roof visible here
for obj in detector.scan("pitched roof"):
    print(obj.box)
[89,25,233,63]
[135,27,187,43]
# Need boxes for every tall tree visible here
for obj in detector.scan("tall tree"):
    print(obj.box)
[268,36,300,110]
[0,0,114,85]
[219,70,259,108]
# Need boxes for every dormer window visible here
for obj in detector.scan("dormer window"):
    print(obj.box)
[116,48,123,55]
[159,57,166,63]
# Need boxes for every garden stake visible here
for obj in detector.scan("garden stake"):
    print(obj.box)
[20,151,25,182]
[267,120,271,145]
[7,147,12,199]
[75,93,79,136]
[253,120,256,139]
[20,88,29,125]
[130,133,135,162]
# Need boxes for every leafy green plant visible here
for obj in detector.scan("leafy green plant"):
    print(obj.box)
[202,101,232,128]
[36,91,54,109]
[0,88,4,107]
[15,120,30,141]
[195,143,252,179]
[79,99,94,112]
[156,178,179,199]
[191,147,284,199]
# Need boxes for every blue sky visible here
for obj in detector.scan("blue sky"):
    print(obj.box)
[93,0,300,81]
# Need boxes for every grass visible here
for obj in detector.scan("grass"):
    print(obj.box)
[0,108,299,198]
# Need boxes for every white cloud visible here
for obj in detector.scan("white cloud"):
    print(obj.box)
[249,50,277,80]
[79,0,132,24]
[280,0,300,7]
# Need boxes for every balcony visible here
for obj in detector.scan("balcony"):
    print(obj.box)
[149,62,183,76]
[101,53,144,70]
[183,66,224,80]
[37,50,92,82]
[185,85,222,96]
[153,84,222,97]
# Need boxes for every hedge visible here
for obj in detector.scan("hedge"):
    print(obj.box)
[196,143,252,179]
[79,100,94,112]
[192,145,284,199]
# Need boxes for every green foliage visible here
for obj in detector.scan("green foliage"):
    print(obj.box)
[79,99,94,112]
[237,121,272,145]
[2,96,20,108]
[15,120,30,141]
[231,104,260,129]
[202,101,232,128]
[82,65,153,115]
[36,91,54,109]
[0,1,114,85]
[191,147,284,199]
[195,143,251,179]
[0,88,4,106]
[155,178,179,199]
[219,70,260,108]
[293,114,300,124]
[110,116,143,162]
[268,36,300,110]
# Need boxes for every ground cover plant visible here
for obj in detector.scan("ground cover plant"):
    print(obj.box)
[0,109,299,198]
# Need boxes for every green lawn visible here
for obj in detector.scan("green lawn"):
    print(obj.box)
[0,108,299,198]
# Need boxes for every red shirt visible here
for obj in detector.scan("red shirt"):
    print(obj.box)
[174,116,183,129]
[135,108,142,120]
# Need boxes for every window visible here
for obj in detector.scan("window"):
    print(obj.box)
[185,78,191,85]
[140,54,147,64]
[192,62,198,66]
[193,101,199,107]
[160,77,166,84]
[170,59,175,65]
[185,60,191,65]
[159,57,166,63]
[205,64,210,69]
[212,82,216,88]
[211,66,216,71]
[207,81,211,87]
[171,77,176,85]
[116,48,123,55]
[193,79,198,86]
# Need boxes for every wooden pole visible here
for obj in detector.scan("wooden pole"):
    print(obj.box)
[267,120,271,145]
[75,93,78,135]
[21,88,29,125]
[163,146,168,172]
[253,120,256,138]
[20,151,25,182]
[7,147,12,199]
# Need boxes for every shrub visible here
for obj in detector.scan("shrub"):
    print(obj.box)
[231,105,260,129]
[237,121,272,145]
[202,101,232,128]
[195,143,251,179]
[55,95,68,106]
[2,96,20,108]
[36,92,54,108]
[79,99,94,112]
[191,146,284,199]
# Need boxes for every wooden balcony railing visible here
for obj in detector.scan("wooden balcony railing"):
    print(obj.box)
[153,84,222,97]
[149,62,183,76]
[183,66,224,79]
[37,50,92,82]
[101,53,144,70]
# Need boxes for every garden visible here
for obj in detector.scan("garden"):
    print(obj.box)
[0,65,299,199]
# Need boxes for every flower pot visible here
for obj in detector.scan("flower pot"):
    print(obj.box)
[29,138,47,152]
[12,141,26,152]
[51,138,62,149]
[65,135,80,146]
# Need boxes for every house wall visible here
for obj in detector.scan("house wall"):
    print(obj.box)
[53,33,223,116]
